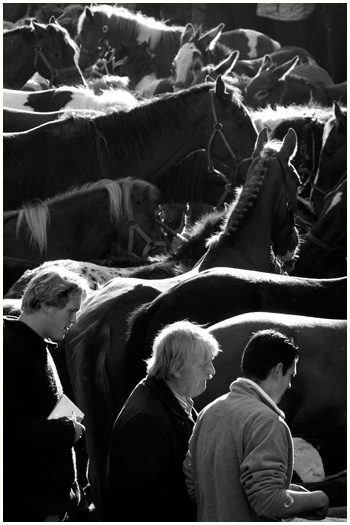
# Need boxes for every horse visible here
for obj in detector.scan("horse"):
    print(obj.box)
[173,23,313,89]
[194,127,300,273]
[4,77,257,210]
[293,179,347,279]
[65,267,346,518]
[3,85,139,113]
[243,56,346,109]
[3,107,106,133]
[76,5,184,77]
[174,23,280,86]
[3,178,167,264]
[205,312,347,476]
[309,102,347,216]
[113,41,174,98]
[3,17,86,89]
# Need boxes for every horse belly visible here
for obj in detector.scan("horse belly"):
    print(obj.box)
[220,30,280,59]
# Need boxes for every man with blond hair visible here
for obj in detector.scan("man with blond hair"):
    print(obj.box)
[3,267,90,522]
[105,320,221,522]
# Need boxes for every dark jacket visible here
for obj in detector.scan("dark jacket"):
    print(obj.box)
[105,375,197,522]
[3,317,78,522]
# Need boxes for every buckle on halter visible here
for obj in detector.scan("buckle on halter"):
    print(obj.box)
[214,122,223,132]
[128,218,136,226]
[35,44,42,53]
[51,68,59,78]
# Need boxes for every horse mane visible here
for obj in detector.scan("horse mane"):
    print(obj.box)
[14,178,159,255]
[84,83,213,160]
[252,103,335,132]
[78,5,183,51]
[54,85,139,112]
[207,142,281,248]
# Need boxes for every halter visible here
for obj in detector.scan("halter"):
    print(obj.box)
[34,44,78,87]
[207,90,252,194]
[298,118,317,184]
[307,232,346,254]
[310,170,347,197]
[124,191,167,259]
[275,156,297,225]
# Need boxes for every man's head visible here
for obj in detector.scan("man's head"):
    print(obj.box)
[146,320,221,398]
[241,329,299,403]
[20,266,90,341]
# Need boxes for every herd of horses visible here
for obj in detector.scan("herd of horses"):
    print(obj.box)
[3,4,347,521]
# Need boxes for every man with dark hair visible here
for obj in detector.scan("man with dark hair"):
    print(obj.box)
[183,329,329,521]
[3,267,89,522]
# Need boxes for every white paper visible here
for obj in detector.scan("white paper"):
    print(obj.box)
[47,394,84,422]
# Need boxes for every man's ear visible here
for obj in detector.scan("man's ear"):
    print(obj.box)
[271,362,283,379]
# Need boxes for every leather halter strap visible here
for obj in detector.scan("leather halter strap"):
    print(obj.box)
[311,170,347,197]
[124,192,167,259]
[34,44,78,87]
[207,89,252,195]
[307,232,346,254]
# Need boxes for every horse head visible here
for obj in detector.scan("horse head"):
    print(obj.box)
[116,179,168,260]
[32,18,86,86]
[310,102,347,216]
[270,128,300,269]
[243,56,299,109]
[77,6,110,70]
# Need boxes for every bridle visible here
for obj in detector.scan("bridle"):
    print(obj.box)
[124,191,167,259]
[207,89,252,208]
[274,155,298,231]
[310,169,347,197]
[307,232,346,254]
[34,44,79,87]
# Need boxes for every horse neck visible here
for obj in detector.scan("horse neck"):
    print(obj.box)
[3,28,36,88]
[104,89,213,179]
[47,191,118,260]
[282,77,317,106]
[198,162,276,272]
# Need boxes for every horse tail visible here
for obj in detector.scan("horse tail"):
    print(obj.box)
[122,297,164,393]
[67,301,117,514]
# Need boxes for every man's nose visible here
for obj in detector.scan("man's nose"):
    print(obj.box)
[208,362,216,376]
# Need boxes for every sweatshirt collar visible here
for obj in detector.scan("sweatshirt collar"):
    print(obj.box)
[230,377,285,419]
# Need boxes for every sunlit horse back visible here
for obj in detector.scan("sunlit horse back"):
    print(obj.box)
[3,18,86,89]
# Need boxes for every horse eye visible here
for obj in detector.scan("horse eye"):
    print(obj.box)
[235,119,245,128]
[324,146,336,156]
[54,52,62,58]
[255,90,269,100]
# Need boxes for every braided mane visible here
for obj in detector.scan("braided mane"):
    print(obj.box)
[207,142,281,248]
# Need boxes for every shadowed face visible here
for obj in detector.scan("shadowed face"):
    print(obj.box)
[42,292,83,341]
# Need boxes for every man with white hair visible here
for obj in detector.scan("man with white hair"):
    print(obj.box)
[105,320,221,522]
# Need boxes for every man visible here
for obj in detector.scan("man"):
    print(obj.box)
[184,329,329,521]
[3,267,89,522]
[105,320,221,521]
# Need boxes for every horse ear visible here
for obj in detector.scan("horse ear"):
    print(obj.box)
[136,185,149,204]
[49,15,56,24]
[85,7,94,21]
[212,50,239,77]
[205,75,215,83]
[256,55,273,77]
[334,101,346,127]
[276,56,299,80]
[215,76,227,96]
[181,23,195,45]
[198,23,225,51]
[280,128,298,160]
[253,128,269,158]
[32,21,47,38]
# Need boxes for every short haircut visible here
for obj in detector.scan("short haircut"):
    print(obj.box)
[21,266,90,313]
[241,328,299,381]
[146,320,221,380]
